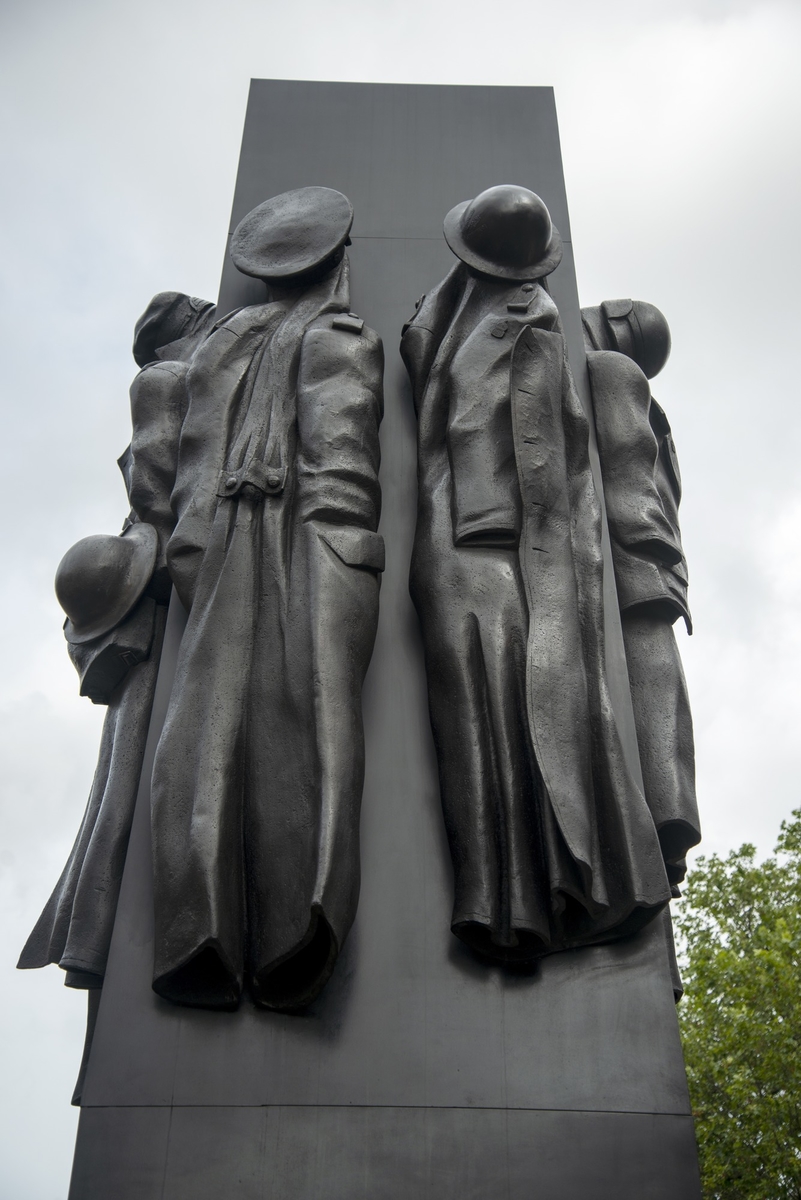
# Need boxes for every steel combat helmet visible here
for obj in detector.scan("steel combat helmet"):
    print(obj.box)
[55,523,158,644]
[443,184,563,281]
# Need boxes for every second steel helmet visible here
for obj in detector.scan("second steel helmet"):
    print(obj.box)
[55,523,158,645]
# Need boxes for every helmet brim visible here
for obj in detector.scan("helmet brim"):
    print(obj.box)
[62,523,158,645]
[443,199,563,282]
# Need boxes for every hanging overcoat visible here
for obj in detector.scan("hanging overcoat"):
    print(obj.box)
[587,349,701,884]
[151,258,384,1012]
[402,263,671,962]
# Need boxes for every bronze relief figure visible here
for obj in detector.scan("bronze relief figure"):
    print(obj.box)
[150,188,385,1012]
[402,185,692,964]
[18,292,217,992]
[20,188,385,1019]
[582,299,700,888]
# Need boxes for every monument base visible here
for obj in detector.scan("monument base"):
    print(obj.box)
[71,1106,698,1199]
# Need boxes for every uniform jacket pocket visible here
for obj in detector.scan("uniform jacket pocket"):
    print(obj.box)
[316,526,385,572]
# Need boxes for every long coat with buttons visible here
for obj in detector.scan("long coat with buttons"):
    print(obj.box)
[151,257,384,1012]
[401,262,671,963]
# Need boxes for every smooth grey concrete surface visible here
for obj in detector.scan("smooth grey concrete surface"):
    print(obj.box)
[72,81,700,1198]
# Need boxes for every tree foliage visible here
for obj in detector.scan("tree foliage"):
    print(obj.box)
[677,810,801,1198]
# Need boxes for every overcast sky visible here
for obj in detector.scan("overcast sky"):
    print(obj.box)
[2,0,800,1195]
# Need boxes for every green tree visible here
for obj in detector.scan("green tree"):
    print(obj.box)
[676,811,801,1198]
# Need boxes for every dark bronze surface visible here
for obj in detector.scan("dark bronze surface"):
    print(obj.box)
[66,80,700,1199]
[70,1105,700,1200]
[68,595,157,707]
[582,298,672,381]
[402,206,676,962]
[150,190,385,1013]
[17,605,168,992]
[442,184,563,280]
[56,524,157,645]
[583,304,700,890]
[18,293,213,990]
[132,292,215,370]
[229,185,354,280]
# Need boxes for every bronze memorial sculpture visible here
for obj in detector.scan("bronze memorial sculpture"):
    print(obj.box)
[20,187,385,1016]
[402,184,699,963]
[19,78,703,1200]
[582,298,700,889]
[150,187,384,1012]
[18,292,216,991]
[22,185,697,1000]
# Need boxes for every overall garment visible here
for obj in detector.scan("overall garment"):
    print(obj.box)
[402,263,671,963]
[17,325,209,989]
[588,350,700,884]
[151,258,385,1012]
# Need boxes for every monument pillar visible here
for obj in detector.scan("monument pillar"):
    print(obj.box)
[67,80,701,1199]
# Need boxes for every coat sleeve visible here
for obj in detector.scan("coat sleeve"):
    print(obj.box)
[127,361,189,552]
[295,315,384,533]
[588,350,683,567]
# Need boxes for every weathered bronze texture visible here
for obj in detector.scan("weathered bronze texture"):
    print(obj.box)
[229,185,354,281]
[149,189,384,1013]
[18,293,215,989]
[68,595,158,706]
[583,300,700,885]
[582,298,671,382]
[442,184,563,281]
[20,185,384,1020]
[402,185,675,964]
[61,81,700,1200]
[56,524,158,645]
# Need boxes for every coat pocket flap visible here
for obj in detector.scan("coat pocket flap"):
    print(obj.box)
[318,527,385,572]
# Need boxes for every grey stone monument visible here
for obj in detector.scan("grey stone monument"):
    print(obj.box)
[23,81,702,1198]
